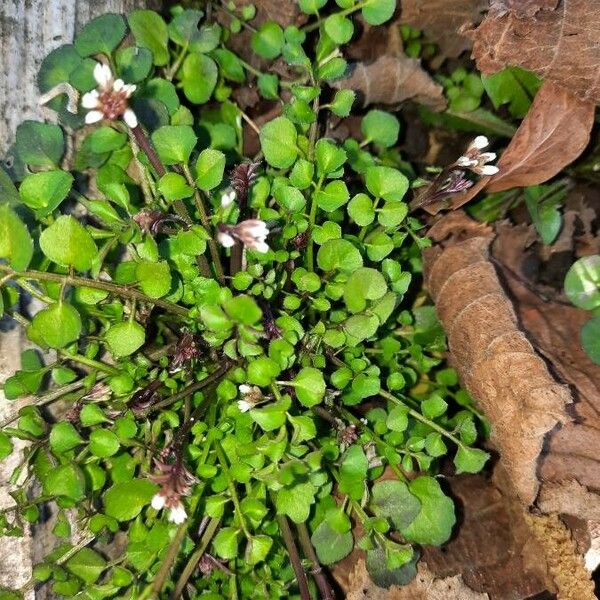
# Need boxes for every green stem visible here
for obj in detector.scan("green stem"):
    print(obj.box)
[182,165,225,284]
[0,265,188,317]
[170,517,221,600]
[379,390,465,448]
[306,176,324,272]
[167,43,189,80]
[215,441,251,538]
[61,353,120,376]
[302,2,367,33]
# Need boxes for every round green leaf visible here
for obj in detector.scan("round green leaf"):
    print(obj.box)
[128,10,169,66]
[565,255,600,310]
[0,205,33,271]
[181,53,218,104]
[39,215,98,271]
[581,316,600,364]
[50,422,84,454]
[74,13,127,56]
[453,446,489,474]
[291,367,326,407]
[311,520,354,565]
[365,166,408,202]
[19,170,73,214]
[330,89,356,117]
[43,463,86,500]
[30,303,82,349]
[362,110,400,148]
[104,480,158,521]
[317,239,363,272]
[370,480,421,530]
[195,148,226,191]
[105,321,146,357]
[252,22,285,60]
[343,267,387,313]
[151,125,197,165]
[66,548,106,585]
[315,180,350,212]
[348,193,375,226]
[362,0,396,25]
[136,260,172,298]
[324,14,354,45]
[15,121,64,168]
[89,430,120,458]
[260,117,298,168]
[117,46,153,83]
[158,172,193,201]
[213,527,240,560]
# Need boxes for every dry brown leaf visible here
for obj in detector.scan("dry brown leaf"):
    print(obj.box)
[343,559,489,600]
[468,0,600,104]
[422,473,553,598]
[400,0,487,60]
[332,54,446,110]
[423,212,572,504]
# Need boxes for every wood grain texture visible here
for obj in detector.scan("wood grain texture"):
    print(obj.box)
[0,0,159,154]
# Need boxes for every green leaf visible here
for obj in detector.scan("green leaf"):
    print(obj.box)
[0,432,14,460]
[158,172,193,201]
[0,166,19,205]
[247,357,281,386]
[347,193,374,226]
[117,46,153,83]
[275,481,316,523]
[291,367,326,407]
[454,446,489,474]
[344,314,380,344]
[43,463,86,501]
[257,72,280,99]
[74,13,126,56]
[315,180,350,212]
[275,185,306,212]
[362,110,400,148]
[19,170,73,215]
[224,294,262,325]
[565,256,600,310]
[245,535,273,565]
[370,480,421,529]
[330,89,355,117]
[105,321,146,357]
[260,117,298,168]
[88,127,127,154]
[400,476,455,546]
[581,317,600,364]
[151,126,197,165]
[214,48,246,83]
[39,215,98,271]
[366,546,418,588]
[89,430,120,458]
[252,21,285,60]
[66,548,106,585]
[80,404,109,427]
[482,67,541,119]
[315,139,347,176]
[128,10,169,66]
[338,445,368,500]
[343,267,387,313]
[136,260,172,298]
[365,166,408,202]
[421,394,447,419]
[0,205,33,271]
[324,14,354,45]
[311,520,354,565]
[15,121,64,168]
[29,303,82,349]
[104,480,157,521]
[378,201,408,227]
[362,0,396,25]
[524,184,564,246]
[180,53,219,104]
[250,400,288,431]
[195,148,226,190]
[317,239,363,272]
[49,422,84,454]
[213,527,239,560]
[4,370,44,400]
[299,0,327,14]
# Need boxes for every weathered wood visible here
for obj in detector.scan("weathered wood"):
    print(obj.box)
[0,1,159,594]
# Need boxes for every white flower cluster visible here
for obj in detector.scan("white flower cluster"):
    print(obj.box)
[456,135,499,176]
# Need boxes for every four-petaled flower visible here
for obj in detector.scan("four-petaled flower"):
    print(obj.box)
[455,135,499,176]
[217,219,270,253]
[237,384,264,412]
[81,62,138,128]
[221,189,237,208]
[151,493,188,524]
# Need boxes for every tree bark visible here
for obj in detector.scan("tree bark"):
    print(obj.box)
[0,1,159,595]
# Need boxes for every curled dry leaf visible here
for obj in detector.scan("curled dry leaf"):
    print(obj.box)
[400,0,487,60]
[467,0,600,104]
[423,212,572,505]
[332,54,446,110]
[424,80,595,213]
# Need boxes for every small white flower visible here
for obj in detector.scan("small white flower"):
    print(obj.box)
[151,493,166,510]
[456,137,498,177]
[237,399,253,413]
[239,384,252,394]
[81,61,138,128]
[221,190,237,208]
[168,503,187,524]
[217,229,236,248]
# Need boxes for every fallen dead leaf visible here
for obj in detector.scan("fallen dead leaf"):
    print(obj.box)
[332,54,446,110]
[400,0,487,60]
[467,0,600,104]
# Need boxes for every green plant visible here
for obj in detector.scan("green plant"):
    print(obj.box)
[0,3,490,598]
